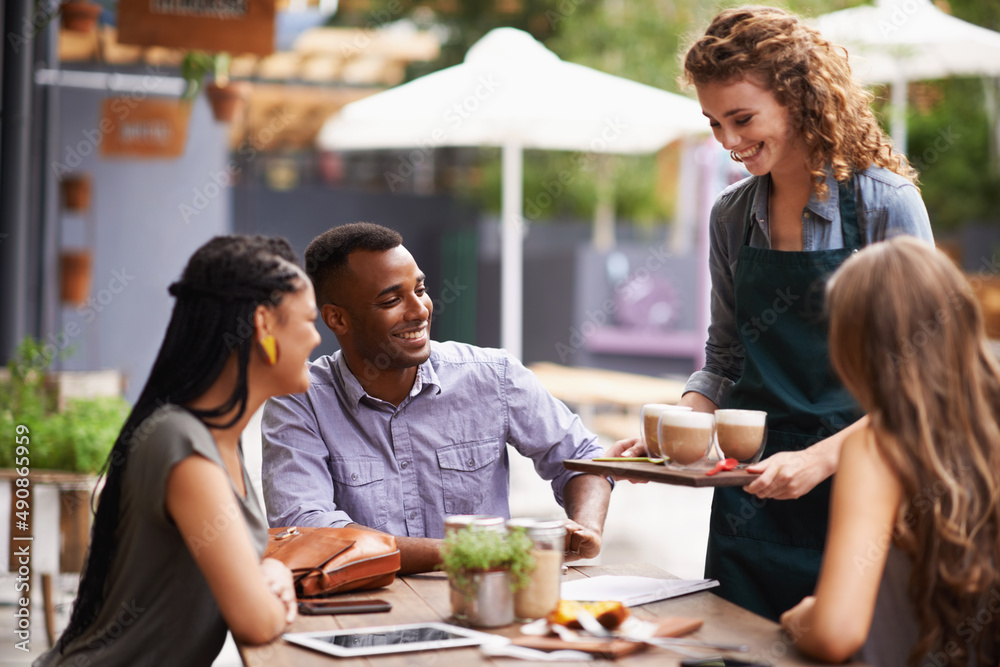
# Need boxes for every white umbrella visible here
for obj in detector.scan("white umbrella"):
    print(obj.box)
[319,27,708,359]
[815,0,1000,152]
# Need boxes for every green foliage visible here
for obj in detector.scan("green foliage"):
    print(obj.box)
[181,51,232,99]
[906,78,1000,230]
[330,0,1000,235]
[0,336,128,473]
[439,526,535,594]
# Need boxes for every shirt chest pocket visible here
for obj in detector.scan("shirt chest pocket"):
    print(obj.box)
[436,440,503,515]
[329,457,388,529]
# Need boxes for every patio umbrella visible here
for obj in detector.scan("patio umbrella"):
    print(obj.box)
[318,27,708,359]
[815,0,1000,152]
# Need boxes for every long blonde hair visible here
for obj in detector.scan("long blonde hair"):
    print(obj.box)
[827,237,1000,667]
[682,5,918,199]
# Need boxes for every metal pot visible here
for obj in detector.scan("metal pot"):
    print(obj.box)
[449,569,514,628]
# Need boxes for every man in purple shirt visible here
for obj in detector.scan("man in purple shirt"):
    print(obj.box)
[262,222,612,573]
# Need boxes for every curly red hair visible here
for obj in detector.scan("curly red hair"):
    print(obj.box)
[682,5,918,198]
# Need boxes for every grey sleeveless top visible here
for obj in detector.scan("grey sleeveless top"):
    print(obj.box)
[856,544,920,666]
[35,404,269,667]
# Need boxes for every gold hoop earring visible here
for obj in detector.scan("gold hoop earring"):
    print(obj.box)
[260,335,278,366]
[730,150,744,163]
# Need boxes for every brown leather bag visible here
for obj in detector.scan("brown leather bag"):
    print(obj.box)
[264,526,401,599]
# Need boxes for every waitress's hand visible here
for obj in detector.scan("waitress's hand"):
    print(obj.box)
[744,448,833,499]
[601,438,651,483]
[260,557,298,625]
[604,437,645,457]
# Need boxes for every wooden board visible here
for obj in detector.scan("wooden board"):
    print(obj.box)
[511,635,647,658]
[563,459,759,488]
[117,0,275,55]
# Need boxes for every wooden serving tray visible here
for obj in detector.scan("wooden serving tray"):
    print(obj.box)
[563,459,759,487]
[511,636,646,658]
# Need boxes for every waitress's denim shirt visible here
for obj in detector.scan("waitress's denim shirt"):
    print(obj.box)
[684,165,934,408]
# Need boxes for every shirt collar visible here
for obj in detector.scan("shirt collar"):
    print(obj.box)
[750,170,842,229]
[335,348,442,409]
[805,170,842,224]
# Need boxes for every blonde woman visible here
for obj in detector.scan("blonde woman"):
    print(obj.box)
[782,236,999,665]
[608,5,933,619]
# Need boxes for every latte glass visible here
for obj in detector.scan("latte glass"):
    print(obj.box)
[657,410,715,468]
[714,409,768,466]
[639,404,692,459]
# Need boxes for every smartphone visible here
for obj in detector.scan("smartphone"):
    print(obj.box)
[680,659,769,667]
[298,599,392,615]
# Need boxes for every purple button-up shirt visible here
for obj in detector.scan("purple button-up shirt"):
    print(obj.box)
[261,341,605,538]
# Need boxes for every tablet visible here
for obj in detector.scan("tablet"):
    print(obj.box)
[283,622,499,657]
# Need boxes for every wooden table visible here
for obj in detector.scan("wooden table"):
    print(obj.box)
[238,563,867,666]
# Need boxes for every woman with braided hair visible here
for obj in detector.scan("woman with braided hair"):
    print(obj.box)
[607,5,932,619]
[36,235,322,666]
[782,237,999,665]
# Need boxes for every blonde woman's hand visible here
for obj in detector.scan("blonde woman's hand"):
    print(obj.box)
[260,557,297,625]
[780,595,815,639]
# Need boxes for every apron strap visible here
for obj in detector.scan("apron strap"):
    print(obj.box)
[838,178,862,249]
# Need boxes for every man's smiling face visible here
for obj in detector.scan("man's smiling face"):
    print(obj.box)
[338,246,433,371]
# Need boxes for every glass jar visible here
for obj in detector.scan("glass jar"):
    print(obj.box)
[444,515,509,624]
[445,514,507,535]
[507,518,566,621]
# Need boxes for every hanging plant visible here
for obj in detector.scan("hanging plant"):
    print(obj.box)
[181,51,247,123]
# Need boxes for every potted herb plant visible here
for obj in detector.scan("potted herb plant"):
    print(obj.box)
[0,336,129,569]
[181,51,249,123]
[438,526,535,628]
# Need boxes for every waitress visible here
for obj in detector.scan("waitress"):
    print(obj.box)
[610,6,933,621]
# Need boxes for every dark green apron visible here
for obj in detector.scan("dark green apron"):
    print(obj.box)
[705,178,865,621]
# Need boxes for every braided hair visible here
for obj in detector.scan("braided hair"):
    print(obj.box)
[56,235,302,652]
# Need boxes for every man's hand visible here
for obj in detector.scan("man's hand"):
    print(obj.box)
[563,519,601,562]
[562,474,610,561]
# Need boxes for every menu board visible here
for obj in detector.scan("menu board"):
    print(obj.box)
[117,0,275,55]
[100,98,191,159]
